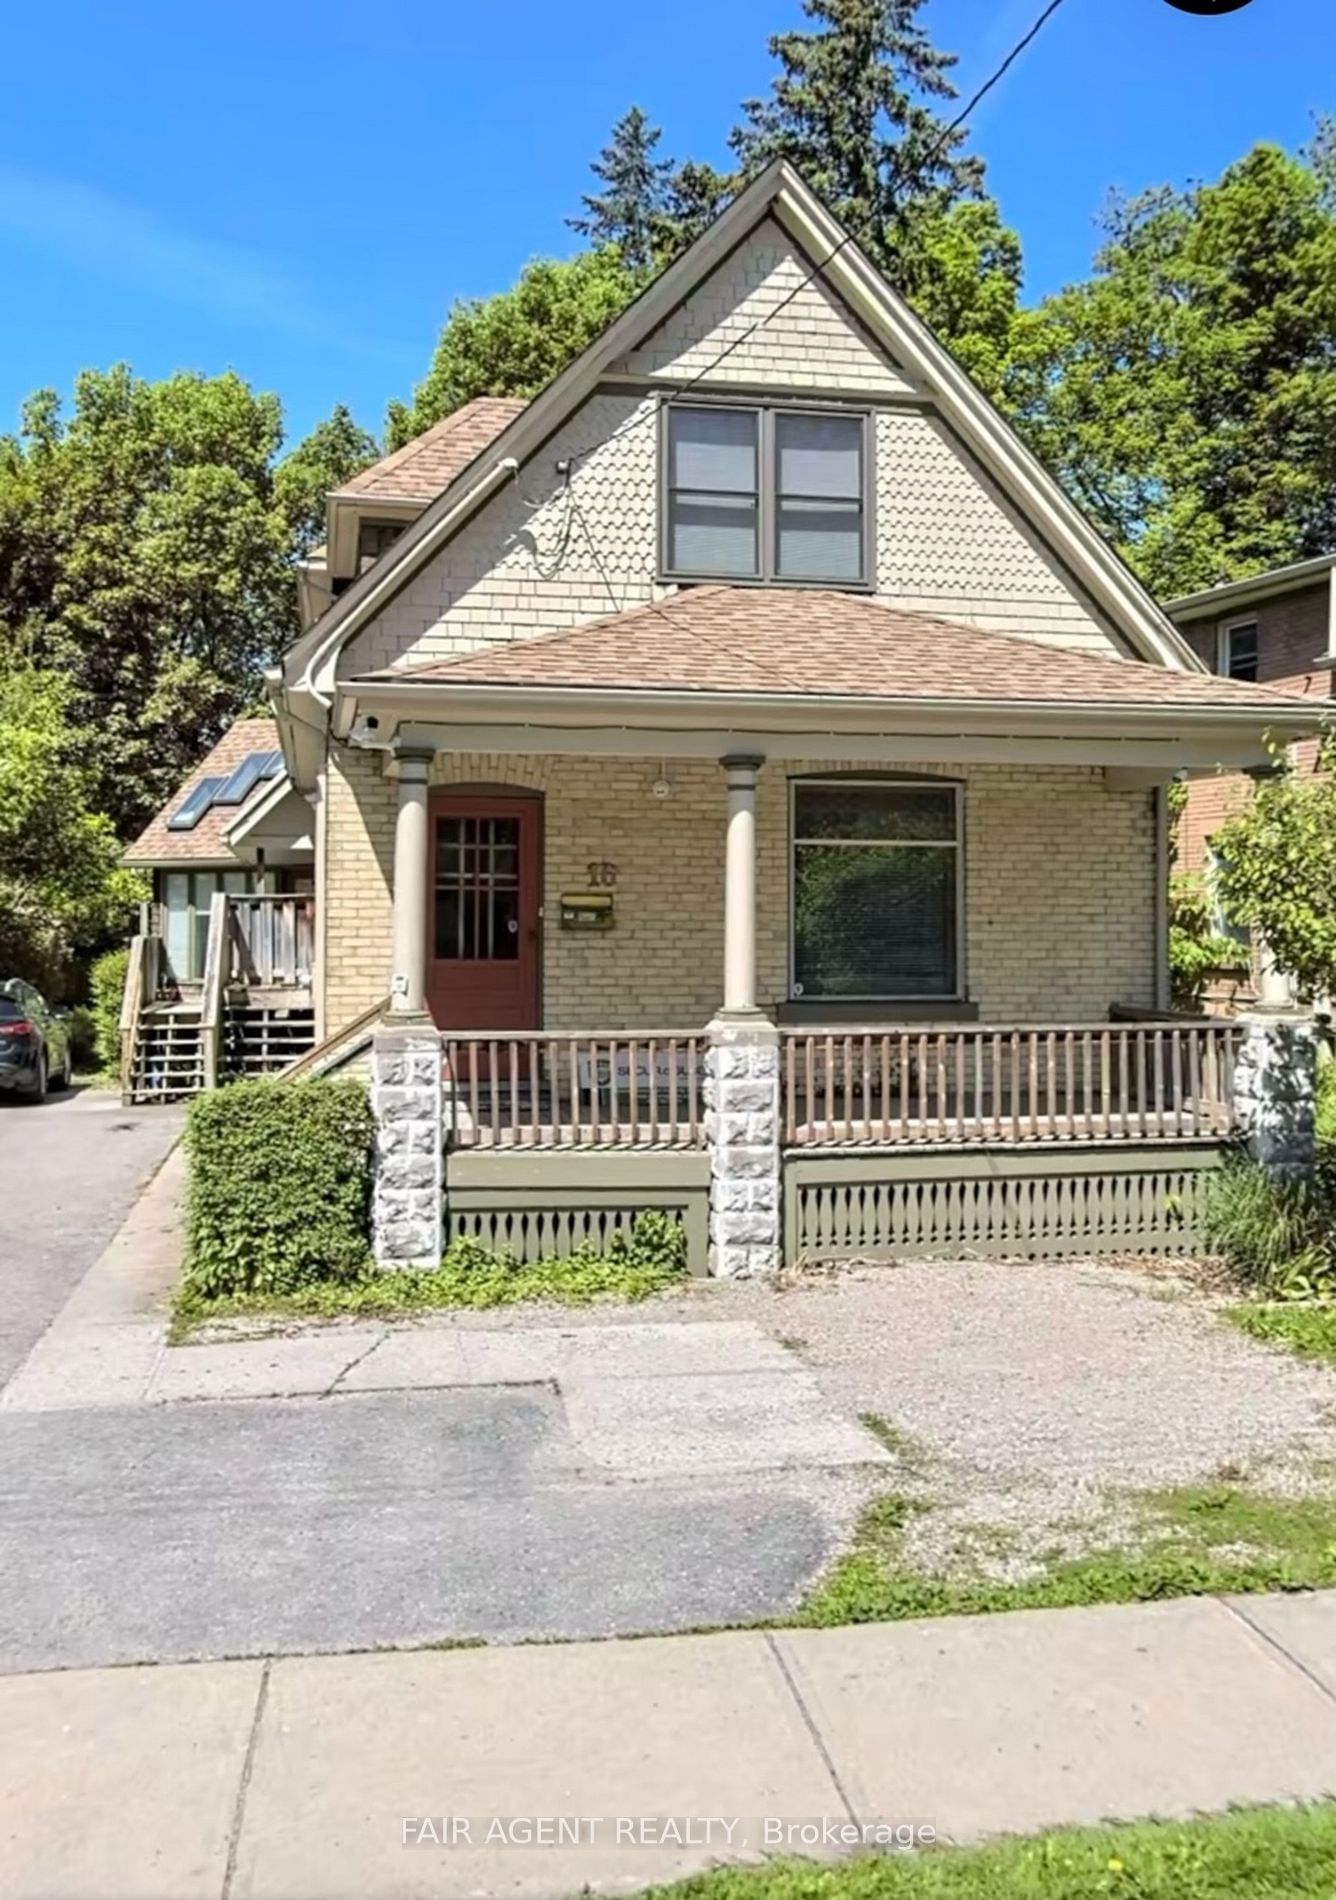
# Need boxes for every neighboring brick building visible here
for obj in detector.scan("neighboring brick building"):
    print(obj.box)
[1167,557,1336,880]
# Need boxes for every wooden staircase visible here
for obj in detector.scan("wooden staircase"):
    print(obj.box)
[121,892,317,1104]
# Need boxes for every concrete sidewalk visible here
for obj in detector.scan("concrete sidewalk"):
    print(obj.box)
[8,1591,1336,1900]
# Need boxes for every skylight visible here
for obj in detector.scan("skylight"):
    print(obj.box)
[166,776,228,832]
[166,751,283,830]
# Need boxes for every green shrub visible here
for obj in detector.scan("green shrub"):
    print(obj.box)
[1202,1150,1336,1300]
[89,946,129,1074]
[1317,1057,1336,1146]
[63,1003,98,1070]
[183,1078,374,1298]
[1167,873,1249,1011]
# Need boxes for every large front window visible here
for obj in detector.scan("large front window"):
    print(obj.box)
[665,403,867,584]
[791,781,961,1000]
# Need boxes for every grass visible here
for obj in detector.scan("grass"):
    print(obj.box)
[642,1804,1336,1900]
[858,1414,939,1480]
[797,1480,1336,1627]
[1223,1303,1336,1367]
[171,1249,687,1340]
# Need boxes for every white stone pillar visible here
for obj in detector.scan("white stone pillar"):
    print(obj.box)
[371,1022,444,1268]
[1234,1011,1317,1181]
[388,742,435,1018]
[721,755,762,1015]
[704,1016,781,1278]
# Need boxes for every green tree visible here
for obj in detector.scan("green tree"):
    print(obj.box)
[907,197,1022,400]
[274,403,379,558]
[1004,142,1336,595]
[657,159,737,257]
[0,365,297,838]
[0,659,144,992]
[729,0,985,286]
[1213,741,1336,1004]
[569,106,672,270]
[387,248,644,445]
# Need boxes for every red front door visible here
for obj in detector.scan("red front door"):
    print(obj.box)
[426,794,541,1030]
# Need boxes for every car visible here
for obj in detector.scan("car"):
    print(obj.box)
[0,979,72,1102]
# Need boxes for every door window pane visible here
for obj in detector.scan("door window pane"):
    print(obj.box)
[791,783,959,998]
[163,873,191,979]
[434,816,521,961]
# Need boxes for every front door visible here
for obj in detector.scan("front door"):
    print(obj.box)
[427,793,540,1030]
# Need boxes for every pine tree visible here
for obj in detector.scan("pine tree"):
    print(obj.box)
[568,106,672,270]
[729,0,984,285]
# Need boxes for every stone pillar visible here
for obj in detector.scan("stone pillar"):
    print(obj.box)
[1233,1011,1317,1181]
[721,755,762,1015]
[705,1016,781,1278]
[371,1022,444,1268]
[388,742,435,1018]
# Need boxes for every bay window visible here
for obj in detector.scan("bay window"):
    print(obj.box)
[791,780,961,1000]
[664,403,868,585]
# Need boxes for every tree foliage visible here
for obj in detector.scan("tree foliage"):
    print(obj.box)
[1005,138,1336,595]
[0,367,375,839]
[0,659,144,990]
[387,248,645,445]
[1213,741,1336,1004]
[568,105,673,270]
[273,402,379,558]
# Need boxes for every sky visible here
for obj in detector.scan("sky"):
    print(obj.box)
[0,0,1327,449]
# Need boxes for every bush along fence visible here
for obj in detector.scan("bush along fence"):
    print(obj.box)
[358,1007,1321,1279]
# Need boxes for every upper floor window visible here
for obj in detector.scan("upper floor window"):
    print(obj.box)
[664,403,867,586]
[1217,620,1259,682]
[358,518,408,574]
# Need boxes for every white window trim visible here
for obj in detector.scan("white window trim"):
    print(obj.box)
[787,776,966,1004]
[1216,617,1259,681]
[660,398,874,590]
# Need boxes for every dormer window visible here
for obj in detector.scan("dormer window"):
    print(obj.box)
[664,403,868,586]
[357,518,408,574]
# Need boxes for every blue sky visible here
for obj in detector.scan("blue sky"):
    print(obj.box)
[0,0,1326,449]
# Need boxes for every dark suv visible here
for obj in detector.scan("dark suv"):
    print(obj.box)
[0,979,72,1102]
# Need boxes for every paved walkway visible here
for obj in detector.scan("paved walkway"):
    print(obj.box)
[7,1589,1336,1899]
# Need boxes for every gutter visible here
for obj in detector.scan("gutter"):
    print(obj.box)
[1166,554,1336,621]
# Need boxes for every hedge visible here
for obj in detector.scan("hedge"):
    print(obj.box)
[89,946,129,1075]
[183,1078,375,1297]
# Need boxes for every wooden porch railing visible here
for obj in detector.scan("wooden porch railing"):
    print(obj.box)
[781,1021,1242,1147]
[444,1032,705,1149]
[226,894,315,990]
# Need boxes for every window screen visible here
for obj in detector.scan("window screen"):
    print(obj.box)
[791,783,959,998]
[775,413,864,580]
[667,407,758,576]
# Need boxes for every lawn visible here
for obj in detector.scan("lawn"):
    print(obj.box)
[643,1804,1336,1900]
[1224,1304,1336,1367]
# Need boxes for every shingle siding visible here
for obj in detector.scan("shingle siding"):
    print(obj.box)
[322,749,1154,1032]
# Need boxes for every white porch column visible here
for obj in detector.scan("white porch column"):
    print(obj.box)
[388,741,435,1017]
[721,754,763,1015]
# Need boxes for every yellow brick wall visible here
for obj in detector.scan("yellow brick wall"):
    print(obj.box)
[321,749,1154,1032]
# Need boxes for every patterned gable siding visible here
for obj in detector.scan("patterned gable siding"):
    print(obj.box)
[611,217,914,395]
[341,229,1125,677]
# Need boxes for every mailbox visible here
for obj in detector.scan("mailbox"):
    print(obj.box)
[559,891,615,931]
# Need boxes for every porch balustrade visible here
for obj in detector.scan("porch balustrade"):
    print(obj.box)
[443,1032,705,1149]
[781,1019,1242,1148]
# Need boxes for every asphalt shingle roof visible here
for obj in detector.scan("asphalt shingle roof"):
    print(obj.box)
[366,587,1319,711]
[125,718,281,866]
[336,397,526,504]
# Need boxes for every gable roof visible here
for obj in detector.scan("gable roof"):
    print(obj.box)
[334,397,526,504]
[359,587,1309,714]
[125,718,282,867]
[285,160,1202,707]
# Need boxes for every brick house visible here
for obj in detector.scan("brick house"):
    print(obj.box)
[1165,557,1336,1007]
[124,162,1319,1268]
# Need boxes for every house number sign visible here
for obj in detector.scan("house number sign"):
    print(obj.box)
[586,860,618,888]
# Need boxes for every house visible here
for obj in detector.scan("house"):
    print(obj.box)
[1165,557,1336,1008]
[125,162,1320,1269]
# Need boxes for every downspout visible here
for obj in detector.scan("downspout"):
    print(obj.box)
[1153,784,1171,1012]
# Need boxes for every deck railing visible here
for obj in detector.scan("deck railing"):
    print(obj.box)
[444,1032,705,1149]
[226,894,315,990]
[781,1021,1242,1148]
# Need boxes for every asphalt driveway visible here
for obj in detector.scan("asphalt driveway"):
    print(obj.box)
[0,1088,184,1388]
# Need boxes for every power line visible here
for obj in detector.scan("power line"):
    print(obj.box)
[551,0,1070,483]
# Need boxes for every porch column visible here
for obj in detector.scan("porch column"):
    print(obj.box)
[1235,1010,1317,1182]
[388,741,435,1017]
[706,754,780,1278]
[721,754,762,1014]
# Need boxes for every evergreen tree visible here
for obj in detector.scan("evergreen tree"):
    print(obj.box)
[729,0,984,286]
[568,106,672,270]
[655,160,738,259]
